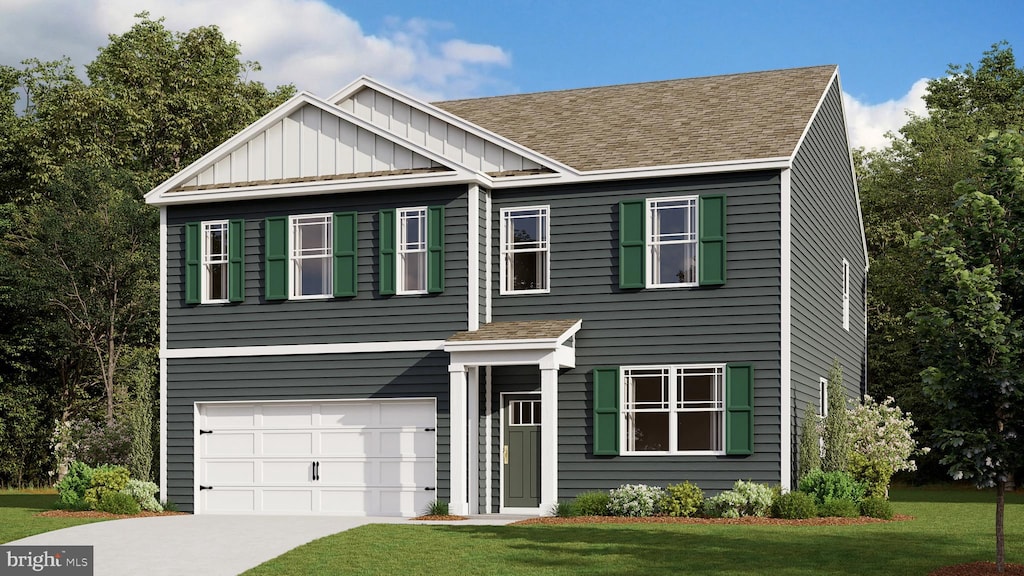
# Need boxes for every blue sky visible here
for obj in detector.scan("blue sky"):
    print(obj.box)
[1,0,1022,149]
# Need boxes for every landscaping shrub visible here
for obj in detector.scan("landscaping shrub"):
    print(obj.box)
[771,490,817,519]
[798,470,866,506]
[425,500,449,516]
[658,482,704,517]
[55,461,94,509]
[83,464,131,509]
[846,395,923,499]
[860,496,895,520]
[607,484,663,517]
[96,491,141,515]
[160,499,178,513]
[553,500,578,517]
[121,479,162,512]
[797,402,822,481]
[573,491,611,516]
[818,497,860,518]
[703,480,774,518]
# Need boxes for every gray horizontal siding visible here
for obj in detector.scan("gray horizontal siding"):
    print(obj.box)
[488,173,783,497]
[790,77,867,482]
[165,350,450,512]
[166,186,469,348]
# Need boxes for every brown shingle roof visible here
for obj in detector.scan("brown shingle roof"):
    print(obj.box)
[447,319,581,342]
[434,65,836,172]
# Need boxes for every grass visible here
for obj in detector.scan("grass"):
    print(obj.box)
[0,490,108,544]
[243,487,1023,576]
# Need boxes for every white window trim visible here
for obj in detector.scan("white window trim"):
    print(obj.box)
[201,220,229,304]
[499,205,551,295]
[619,363,726,456]
[289,213,333,300]
[397,206,428,295]
[646,196,699,289]
[842,258,850,331]
[818,377,829,418]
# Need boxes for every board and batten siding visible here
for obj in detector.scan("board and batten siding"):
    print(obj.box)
[789,78,867,480]
[339,88,545,174]
[181,104,443,189]
[165,350,451,513]
[165,186,469,348]
[488,173,783,497]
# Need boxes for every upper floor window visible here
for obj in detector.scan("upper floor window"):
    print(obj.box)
[290,214,332,298]
[648,196,698,287]
[819,377,829,418]
[622,364,725,454]
[842,259,850,331]
[501,206,550,294]
[398,207,427,294]
[202,221,229,303]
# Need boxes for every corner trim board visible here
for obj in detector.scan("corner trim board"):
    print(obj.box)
[779,167,793,490]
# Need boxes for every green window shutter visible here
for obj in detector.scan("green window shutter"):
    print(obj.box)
[333,212,358,297]
[228,219,245,303]
[379,209,396,296]
[725,363,754,455]
[593,367,620,456]
[265,216,289,301]
[699,194,727,286]
[619,200,645,289]
[427,205,445,293]
[184,222,201,305]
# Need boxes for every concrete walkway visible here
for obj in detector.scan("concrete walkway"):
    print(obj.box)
[8,514,521,576]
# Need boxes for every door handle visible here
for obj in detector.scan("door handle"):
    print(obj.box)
[503,445,509,465]
[312,461,319,481]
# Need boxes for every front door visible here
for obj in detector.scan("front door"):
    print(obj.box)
[503,395,541,508]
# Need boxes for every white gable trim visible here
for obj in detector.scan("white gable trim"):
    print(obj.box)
[489,157,792,188]
[145,92,478,206]
[331,76,578,176]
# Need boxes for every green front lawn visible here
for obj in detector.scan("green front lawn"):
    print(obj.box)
[0,491,107,544]
[244,487,1023,576]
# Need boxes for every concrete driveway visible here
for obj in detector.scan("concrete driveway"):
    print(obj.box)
[8,514,405,576]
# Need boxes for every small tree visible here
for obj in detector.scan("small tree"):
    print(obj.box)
[846,395,923,498]
[797,402,821,480]
[821,360,849,473]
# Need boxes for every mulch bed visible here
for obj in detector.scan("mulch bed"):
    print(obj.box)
[928,562,1024,576]
[36,510,188,519]
[410,514,469,521]
[510,514,914,526]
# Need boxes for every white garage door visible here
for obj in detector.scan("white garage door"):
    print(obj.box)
[197,399,436,516]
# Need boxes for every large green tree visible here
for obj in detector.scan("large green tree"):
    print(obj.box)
[911,130,1024,572]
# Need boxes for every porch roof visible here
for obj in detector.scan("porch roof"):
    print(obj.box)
[444,319,582,369]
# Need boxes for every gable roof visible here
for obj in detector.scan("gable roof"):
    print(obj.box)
[434,65,837,172]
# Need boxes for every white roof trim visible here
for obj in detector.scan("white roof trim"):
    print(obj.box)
[444,319,581,353]
[330,76,579,177]
[489,157,792,188]
[145,92,479,206]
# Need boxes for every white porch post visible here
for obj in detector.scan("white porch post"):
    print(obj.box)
[467,366,479,514]
[449,364,469,515]
[540,356,559,515]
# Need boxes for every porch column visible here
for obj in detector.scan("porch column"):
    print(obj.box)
[540,360,559,515]
[467,366,479,514]
[449,364,469,515]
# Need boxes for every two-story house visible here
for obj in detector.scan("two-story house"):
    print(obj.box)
[145,64,867,517]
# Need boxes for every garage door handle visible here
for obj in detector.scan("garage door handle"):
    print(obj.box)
[424,487,436,491]
[199,429,213,435]
[312,461,319,481]
[424,427,436,432]
[200,485,213,491]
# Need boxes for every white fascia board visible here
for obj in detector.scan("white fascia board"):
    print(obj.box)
[488,158,792,189]
[329,76,579,177]
[833,72,870,270]
[163,340,446,359]
[790,67,839,161]
[444,339,563,353]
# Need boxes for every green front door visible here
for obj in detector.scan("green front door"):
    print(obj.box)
[503,395,541,508]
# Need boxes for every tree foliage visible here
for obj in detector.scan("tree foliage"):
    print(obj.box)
[821,360,849,474]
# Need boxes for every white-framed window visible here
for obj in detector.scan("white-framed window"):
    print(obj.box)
[509,399,542,426]
[621,364,725,454]
[290,214,332,298]
[819,377,829,418]
[647,196,698,287]
[500,206,550,294]
[202,220,229,303]
[397,207,427,294]
[842,259,850,331]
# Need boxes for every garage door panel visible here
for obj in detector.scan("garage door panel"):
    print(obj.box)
[320,489,376,515]
[204,433,255,457]
[262,404,314,427]
[262,460,313,484]
[321,403,374,426]
[262,432,313,456]
[319,460,373,485]
[379,402,433,427]
[204,489,255,513]
[378,489,432,516]
[380,460,435,486]
[262,489,314,513]
[320,430,372,456]
[379,430,435,457]
[205,461,255,484]
[204,405,255,427]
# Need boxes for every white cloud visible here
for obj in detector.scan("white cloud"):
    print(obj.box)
[842,78,930,150]
[0,0,512,101]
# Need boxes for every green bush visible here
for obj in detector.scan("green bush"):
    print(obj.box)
[96,491,141,515]
[425,500,449,516]
[607,484,663,517]
[703,480,775,518]
[771,490,818,519]
[848,452,891,500]
[83,464,131,509]
[798,470,866,506]
[818,497,860,518]
[573,491,611,516]
[860,497,895,520]
[553,500,579,517]
[160,500,178,513]
[658,482,704,517]
[55,461,94,508]
[121,479,162,512]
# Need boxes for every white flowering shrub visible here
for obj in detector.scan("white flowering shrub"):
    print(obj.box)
[121,479,163,512]
[607,484,664,517]
[703,480,775,518]
[846,395,927,499]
